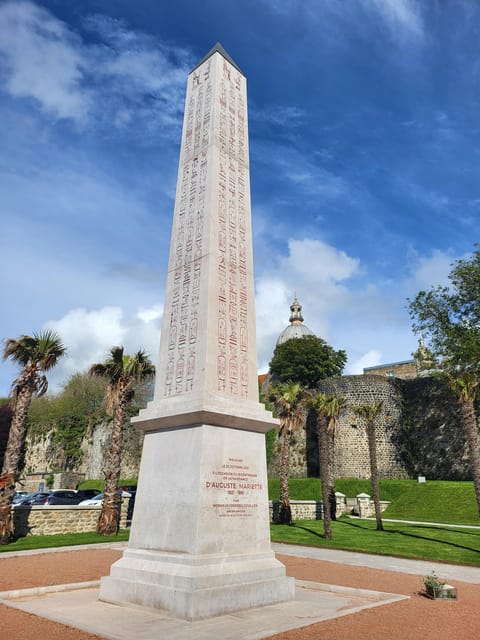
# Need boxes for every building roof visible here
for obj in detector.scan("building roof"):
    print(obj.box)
[276,297,316,346]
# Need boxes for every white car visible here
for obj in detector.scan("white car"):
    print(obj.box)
[78,492,103,506]
[78,490,131,506]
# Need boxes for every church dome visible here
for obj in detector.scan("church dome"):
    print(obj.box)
[276,297,316,346]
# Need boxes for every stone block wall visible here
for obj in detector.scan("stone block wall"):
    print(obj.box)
[269,496,347,522]
[268,374,475,481]
[364,361,418,379]
[318,375,407,479]
[12,500,130,537]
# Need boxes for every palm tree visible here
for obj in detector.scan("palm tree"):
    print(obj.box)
[269,382,306,525]
[0,330,66,544]
[310,393,346,539]
[447,372,480,516]
[354,401,385,531]
[89,346,155,535]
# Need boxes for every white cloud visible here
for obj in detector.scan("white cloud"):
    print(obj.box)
[252,104,305,128]
[0,1,90,121]
[362,0,423,37]
[407,249,453,291]
[255,238,361,370]
[260,0,423,39]
[346,349,382,374]
[254,237,438,375]
[44,305,162,390]
[0,1,189,130]
[254,141,354,202]
[282,239,360,283]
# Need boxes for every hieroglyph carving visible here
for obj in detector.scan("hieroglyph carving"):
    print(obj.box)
[216,60,249,398]
[164,55,250,401]
[165,60,212,396]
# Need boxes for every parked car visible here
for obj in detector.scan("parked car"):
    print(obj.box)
[12,491,30,505]
[118,484,137,495]
[75,489,102,501]
[78,489,131,506]
[16,492,51,506]
[78,492,104,506]
[46,490,84,505]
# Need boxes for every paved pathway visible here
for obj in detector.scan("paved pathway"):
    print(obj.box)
[272,542,480,583]
[349,514,480,530]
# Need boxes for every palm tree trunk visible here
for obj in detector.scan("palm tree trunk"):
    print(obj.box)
[97,397,125,535]
[279,424,292,525]
[327,430,336,521]
[319,418,332,539]
[0,385,34,544]
[366,420,384,531]
[459,397,480,517]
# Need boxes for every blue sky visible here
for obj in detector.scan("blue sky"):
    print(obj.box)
[0,0,478,395]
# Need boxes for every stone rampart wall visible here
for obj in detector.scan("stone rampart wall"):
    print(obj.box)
[268,374,474,481]
[318,375,406,479]
[12,500,130,537]
[23,421,143,481]
[17,375,477,482]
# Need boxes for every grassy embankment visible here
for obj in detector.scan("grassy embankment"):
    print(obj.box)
[268,478,480,565]
[268,478,480,524]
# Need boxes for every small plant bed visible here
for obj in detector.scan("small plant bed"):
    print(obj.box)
[423,572,458,600]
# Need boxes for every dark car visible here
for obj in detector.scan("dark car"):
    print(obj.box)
[12,491,30,505]
[75,489,102,501]
[118,484,137,495]
[16,492,51,506]
[46,490,83,505]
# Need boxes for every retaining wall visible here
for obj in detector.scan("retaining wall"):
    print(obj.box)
[12,500,130,537]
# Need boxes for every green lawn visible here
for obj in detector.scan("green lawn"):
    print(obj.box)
[268,477,480,525]
[267,478,418,503]
[0,530,129,553]
[78,478,138,492]
[271,517,480,565]
[382,481,480,525]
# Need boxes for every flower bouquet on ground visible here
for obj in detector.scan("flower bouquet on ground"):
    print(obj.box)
[422,572,458,600]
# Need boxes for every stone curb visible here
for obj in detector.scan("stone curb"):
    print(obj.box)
[0,580,100,601]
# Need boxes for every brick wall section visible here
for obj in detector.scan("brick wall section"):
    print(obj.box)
[12,500,130,537]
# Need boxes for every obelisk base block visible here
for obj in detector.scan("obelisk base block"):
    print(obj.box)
[98,422,294,619]
[99,548,294,620]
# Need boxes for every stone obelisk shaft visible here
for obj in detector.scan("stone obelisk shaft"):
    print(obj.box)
[133,43,274,433]
[99,44,293,620]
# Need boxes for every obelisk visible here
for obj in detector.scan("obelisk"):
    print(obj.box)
[99,43,295,620]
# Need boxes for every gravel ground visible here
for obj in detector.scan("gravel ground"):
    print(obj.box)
[0,547,477,640]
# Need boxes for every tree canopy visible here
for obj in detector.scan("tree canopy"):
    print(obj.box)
[408,245,480,373]
[269,335,347,389]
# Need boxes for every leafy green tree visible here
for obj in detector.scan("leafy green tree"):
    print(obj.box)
[310,393,346,539]
[269,336,346,389]
[354,401,384,531]
[0,330,66,544]
[269,382,307,525]
[89,346,155,535]
[408,246,480,515]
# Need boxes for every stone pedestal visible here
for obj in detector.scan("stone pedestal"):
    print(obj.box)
[99,425,294,619]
